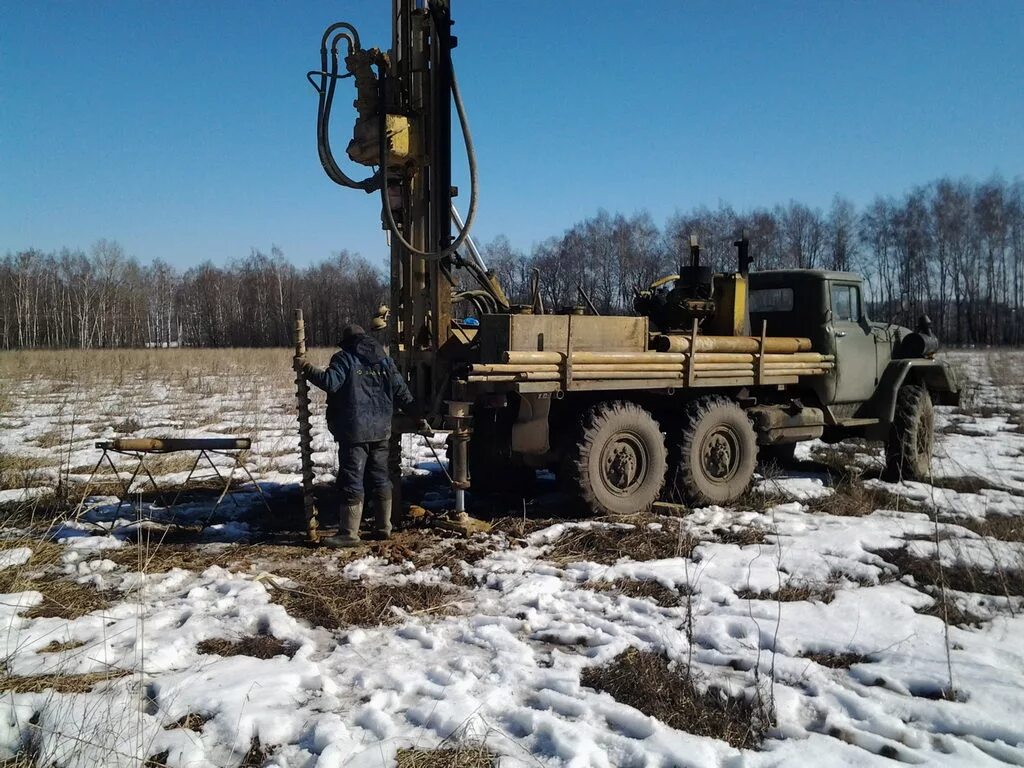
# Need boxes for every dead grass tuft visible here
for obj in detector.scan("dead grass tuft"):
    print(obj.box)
[271,569,461,629]
[34,429,67,450]
[581,647,772,749]
[799,651,871,668]
[877,546,1024,598]
[586,579,689,607]
[104,541,315,575]
[489,515,567,541]
[0,452,53,491]
[929,475,994,495]
[713,526,770,546]
[0,538,110,619]
[546,516,698,566]
[239,735,273,767]
[0,669,130,694]
[112,416,142,434]
[804,480,913,518]
[951,515,1024,543]
[396,745,497,768]
[736,580,836,604]
[916,593,987,628]
[165,712,211,732]
[22,579,111,620]
[37,639,87,653]
[196,635,298,660]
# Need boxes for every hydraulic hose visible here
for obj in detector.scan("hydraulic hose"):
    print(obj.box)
[377,57,478,260]
[314,25,380,192]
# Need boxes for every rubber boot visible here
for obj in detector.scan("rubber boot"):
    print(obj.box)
[366,490,392,541]
[321,501,364,548]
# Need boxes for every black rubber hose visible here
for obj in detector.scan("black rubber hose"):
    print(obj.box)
[377,57,478,259]
[314,26,379,192]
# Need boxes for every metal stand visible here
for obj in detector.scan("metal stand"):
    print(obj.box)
[74,437,270,524]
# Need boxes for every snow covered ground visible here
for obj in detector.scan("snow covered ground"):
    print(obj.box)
[1,348,1023,767]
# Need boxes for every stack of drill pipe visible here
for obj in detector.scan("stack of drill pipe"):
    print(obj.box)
[651,335,812,354]
[569,351,685,380]
[690,349,834,379]
[471,347,833,384]
[465,362,561,383]
[762,352,834,377]
[481,350,690,382]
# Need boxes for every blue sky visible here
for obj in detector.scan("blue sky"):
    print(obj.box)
[2,1,1022,269]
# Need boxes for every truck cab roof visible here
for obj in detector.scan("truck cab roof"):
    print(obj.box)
[750,269,863,283]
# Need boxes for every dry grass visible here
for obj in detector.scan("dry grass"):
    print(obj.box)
[712,525,770,546]
[271,569,461,629]
[239,735,273,767]
[804,480,913,518]
[355,530,495,579]
[0,669,130,694]
[0,538,111,619]
[951,515,1024,543]
[878,546,1024,598]
[736,580,836,604]
[581,648,772,749]
[37,639,87,653]
[22,580,111,620]
[0,452,53,491]
[917,594,987,628]
[103,541,313,574]
[196,635,299,660]
[545,516,698,566]
[165,712,211,731]
[586,578,689,607]
[34,429,67,450]
[396,745,497,768]
[799,651,871,669]
[489,515,568,541]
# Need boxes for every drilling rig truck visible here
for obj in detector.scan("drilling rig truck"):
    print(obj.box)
[304,2,959,533]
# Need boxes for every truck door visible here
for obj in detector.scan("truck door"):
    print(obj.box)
[829,282,876,403]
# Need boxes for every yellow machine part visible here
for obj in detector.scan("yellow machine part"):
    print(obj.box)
[384,113,415,165]
[710,273,751,336]
[347,113,416,167]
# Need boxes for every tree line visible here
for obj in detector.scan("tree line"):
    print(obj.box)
[0,241,386,349]
[2,175,1022,349]
[481,175,1023,346]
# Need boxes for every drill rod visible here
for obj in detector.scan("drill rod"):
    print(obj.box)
[293,309,319,541]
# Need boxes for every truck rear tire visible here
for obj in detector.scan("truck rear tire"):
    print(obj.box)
[669,396,757,506]
[564,400,667,516]
[886,384,934,481]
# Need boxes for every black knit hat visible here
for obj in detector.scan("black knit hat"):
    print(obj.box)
[341,323,365,341]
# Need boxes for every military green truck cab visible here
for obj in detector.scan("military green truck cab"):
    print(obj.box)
[749,269,959,474]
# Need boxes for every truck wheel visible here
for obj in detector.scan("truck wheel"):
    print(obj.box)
[670,396,757,506]
[564,400,667,516]
[886,385,934,481]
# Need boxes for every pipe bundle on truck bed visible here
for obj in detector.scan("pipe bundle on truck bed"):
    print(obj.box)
[462,336,834,388]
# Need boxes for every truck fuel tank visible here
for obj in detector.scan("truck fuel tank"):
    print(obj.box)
[747,405,826,445]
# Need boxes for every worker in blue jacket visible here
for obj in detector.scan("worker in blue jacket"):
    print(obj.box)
[295,323,422,547]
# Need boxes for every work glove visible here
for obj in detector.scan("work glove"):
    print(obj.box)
[416,419,433,436]
[292,355,310,374]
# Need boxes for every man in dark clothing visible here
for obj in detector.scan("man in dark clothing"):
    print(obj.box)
[294,324,420,548]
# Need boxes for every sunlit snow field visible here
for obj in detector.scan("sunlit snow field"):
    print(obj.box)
[0,348,1022,767]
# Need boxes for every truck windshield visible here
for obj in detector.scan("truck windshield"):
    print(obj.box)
[831,284,861,322]
[750,287,794,313]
